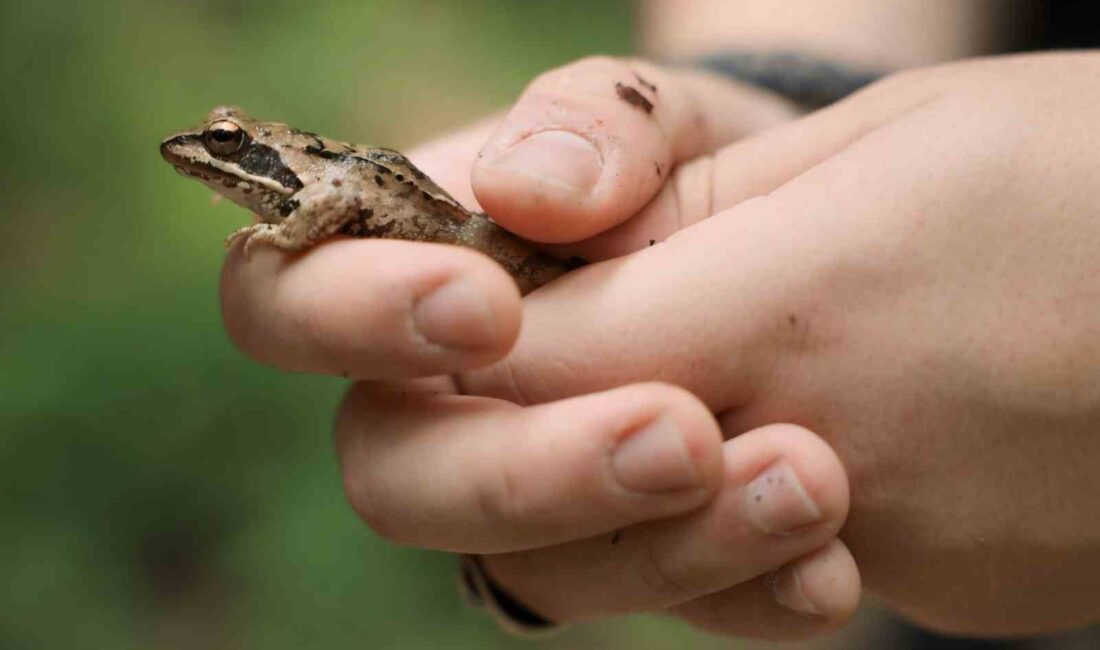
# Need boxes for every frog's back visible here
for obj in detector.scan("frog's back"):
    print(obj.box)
[358,149,457,200]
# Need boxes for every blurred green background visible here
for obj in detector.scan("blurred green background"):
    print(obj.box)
[0,1,736,647]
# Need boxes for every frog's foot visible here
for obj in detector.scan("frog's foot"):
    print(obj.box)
[224,223,277,260]
[228,223,313,260]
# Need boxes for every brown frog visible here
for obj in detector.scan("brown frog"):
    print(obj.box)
[160,106,575,294]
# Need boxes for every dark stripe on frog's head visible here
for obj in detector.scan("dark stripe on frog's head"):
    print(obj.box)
[278,198,301,217]
[233,141,304,192]
[164,130,305,194]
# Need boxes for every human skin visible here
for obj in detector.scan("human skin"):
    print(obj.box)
[221,50,1100,639]
[220,3,1098,640]
[222,60,863,640]
[216,0,1100,642]
[461,52,1100,636]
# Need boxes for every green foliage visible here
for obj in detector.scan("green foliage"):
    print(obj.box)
[0,0,732,648]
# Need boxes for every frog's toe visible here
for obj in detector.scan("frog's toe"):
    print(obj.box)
[242,237,259,260]
[225,224,273,259]
[224,226,253,251]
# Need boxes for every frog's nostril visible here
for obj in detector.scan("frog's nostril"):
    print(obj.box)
[159,136,189,162]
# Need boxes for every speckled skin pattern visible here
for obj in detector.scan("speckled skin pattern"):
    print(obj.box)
[161,106,574,295]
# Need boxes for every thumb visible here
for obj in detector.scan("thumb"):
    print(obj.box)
[557,68,940,261]
[456,195,818,411]
[471,56,799,244]
[458,70,944,408]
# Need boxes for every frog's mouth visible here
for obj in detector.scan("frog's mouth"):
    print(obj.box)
[167,157,242,189]
[160,136,241,187]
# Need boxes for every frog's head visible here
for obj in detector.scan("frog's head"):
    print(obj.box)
[160,106,305,222]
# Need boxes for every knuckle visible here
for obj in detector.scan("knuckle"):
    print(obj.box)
[472,450,547,530]
[459,352,567,407]
[673,154,719,227]
[637,539,691,603]
[710,493,754,552]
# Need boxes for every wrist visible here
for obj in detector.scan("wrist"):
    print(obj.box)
[640,0,1012,71]
[692,51,883,110]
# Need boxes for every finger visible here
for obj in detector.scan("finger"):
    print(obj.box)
[220,238,521,379]
[472,56,800,243]
[672,538,861,640]
[458,74,947,409]
[479,424,849,622]
[549,67,942,261]
[457,196,806,411]
[335,381,724,553]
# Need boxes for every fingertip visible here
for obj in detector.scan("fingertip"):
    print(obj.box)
[471,129,612,243]
[481,382,725,544]
[335,380,723,554]
[638,382,725,495]
[412,255,522,353]
[725,422,851,533]
[542,382,723,503]
[471,57,669,243]
[776,539,861,626]
[673,538,861,641]
[219,239,522,379]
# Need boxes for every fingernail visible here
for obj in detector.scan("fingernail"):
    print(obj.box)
[413,276,496,350]
[485,130,602,193]
[770,565,820,616]
[612,417,698,493]
[745,461,821,534]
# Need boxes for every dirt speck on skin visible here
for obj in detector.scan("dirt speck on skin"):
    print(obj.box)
[634,73,657,93]
[615,82,653,114]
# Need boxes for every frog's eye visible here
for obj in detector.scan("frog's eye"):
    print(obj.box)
[203,120,247,156]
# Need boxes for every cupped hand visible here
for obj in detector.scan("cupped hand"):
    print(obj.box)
[222,58,860,640]
[442,52,1097,636]
[323,52,1100,637]
[220,57,799,379]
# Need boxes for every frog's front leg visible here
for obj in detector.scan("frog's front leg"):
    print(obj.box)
[224,222,276,254]
[227,179,366,259]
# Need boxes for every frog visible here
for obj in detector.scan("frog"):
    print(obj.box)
[160,106,576,295]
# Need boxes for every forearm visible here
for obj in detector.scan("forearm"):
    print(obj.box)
[640,0,1019,70]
